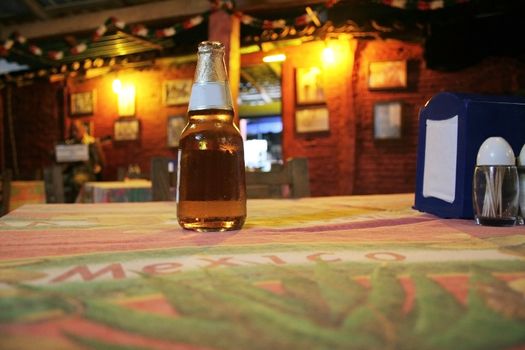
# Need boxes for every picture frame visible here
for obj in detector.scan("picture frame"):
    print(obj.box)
[164,79,192,106]
[295,106,329,133]
[373,101,402,140]
[295,66,325,105]
[114,118,140,141]
[70,91,95,115]
[368,60,407,90]
[167,115,186,148]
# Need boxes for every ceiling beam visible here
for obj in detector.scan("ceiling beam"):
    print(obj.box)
[1,0,328,40]
[21,0,49,20]
[0,0,210,39]
[235,0,327,12]
[240,69,273,103]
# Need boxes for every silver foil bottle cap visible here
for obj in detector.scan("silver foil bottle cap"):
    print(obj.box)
[189,41,233,111]
[198,41,224,53]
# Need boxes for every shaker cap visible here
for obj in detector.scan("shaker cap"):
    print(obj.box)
[518,144,525,166]
[476,137,516,166]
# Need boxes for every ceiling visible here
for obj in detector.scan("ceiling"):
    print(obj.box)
[1,0,524,73]
[0,0,167,26]
[0,0,284,110]
[1,0,524,117]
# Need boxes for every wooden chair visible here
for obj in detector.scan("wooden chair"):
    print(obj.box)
[246,157,310,199]
[1,169,13,216]
[150,157,177,201]
[43,165,65,203]
[117,166,127,181]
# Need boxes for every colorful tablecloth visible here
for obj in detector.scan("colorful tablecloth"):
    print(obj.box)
[9,181,46,212]
[77,180,152,203]
[0,194,524,350]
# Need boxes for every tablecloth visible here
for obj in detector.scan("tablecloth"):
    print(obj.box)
[77,180,152,203]
[0,194,524,350]
[8,181,46,212]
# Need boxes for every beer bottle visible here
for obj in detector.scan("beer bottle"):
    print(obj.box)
[177,41,247,231]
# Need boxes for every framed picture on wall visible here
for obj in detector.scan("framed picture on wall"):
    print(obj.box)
[70,91,95,115]
[373,101,402,140]
[295,106,329,133]
[114,118,140,141]
[368,60,407,90]
[295,66,325,105]
[164,79,192,106]
[167,115,186,147]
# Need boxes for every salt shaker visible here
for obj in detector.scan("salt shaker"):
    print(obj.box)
[518,144,525,224]
[472,137,519,226]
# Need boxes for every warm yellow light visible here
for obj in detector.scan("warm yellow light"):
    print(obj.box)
[263,54,286,63]
[322,47,335,64]
[112,79,122,93]
[118,84,136,117]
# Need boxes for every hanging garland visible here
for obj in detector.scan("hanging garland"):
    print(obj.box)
[0,0,469,63]
[0,0,338,63]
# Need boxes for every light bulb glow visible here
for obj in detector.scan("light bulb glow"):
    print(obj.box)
[117,84,136,116]
[263,54,286,63]
[322,47,335,64]
[112,79,122,93]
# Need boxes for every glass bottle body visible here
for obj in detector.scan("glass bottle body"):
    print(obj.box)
[177,109,246,231]
[472,165,519,226]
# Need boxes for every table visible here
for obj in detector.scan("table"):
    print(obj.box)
[77,180,152,203]
[9,181,46,211]
[0,194,524,349]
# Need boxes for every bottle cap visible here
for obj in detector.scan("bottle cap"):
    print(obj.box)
[198,41,224,53]
[476,137,516,166]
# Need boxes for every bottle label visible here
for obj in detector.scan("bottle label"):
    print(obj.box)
[188,82,233,111]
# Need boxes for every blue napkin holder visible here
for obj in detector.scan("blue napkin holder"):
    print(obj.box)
[414,92,525,219]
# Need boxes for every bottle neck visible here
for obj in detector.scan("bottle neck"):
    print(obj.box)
[188,47,233,112]
[193,51,228,83]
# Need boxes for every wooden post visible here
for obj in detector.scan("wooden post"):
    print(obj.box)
[1,169,12,216]
[287,157,310,198]
[208,10,240,124]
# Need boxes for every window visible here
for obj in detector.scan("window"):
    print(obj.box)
[239,62,283,171]
[241,116,283,171]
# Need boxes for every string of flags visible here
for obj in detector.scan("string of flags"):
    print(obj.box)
[0,0,469,63]
[0,0,338,63]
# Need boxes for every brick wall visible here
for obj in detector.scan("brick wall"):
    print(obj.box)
[1,81,61,179]
[277,39,358,197]
[64,60,195,180]
[276,38,524,196]
[3,39,524,194]
[351,40,524,195]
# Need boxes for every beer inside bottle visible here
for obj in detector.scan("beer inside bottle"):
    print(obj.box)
[177,41,246,232]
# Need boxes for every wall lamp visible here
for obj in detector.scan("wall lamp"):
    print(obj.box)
[263,54,286,63]
[113,78,136,117]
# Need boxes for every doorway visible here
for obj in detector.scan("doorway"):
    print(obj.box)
[238,62,283,172]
